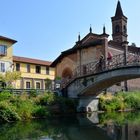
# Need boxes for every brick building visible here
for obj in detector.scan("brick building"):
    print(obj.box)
[51,1,140,92]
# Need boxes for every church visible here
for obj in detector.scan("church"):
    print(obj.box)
[51,1,140,92]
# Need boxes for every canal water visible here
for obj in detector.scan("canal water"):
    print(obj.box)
[0,111,140,140]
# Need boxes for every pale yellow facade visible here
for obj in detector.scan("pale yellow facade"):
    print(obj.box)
[0,40,13,62]
[0,37,17,73]
[13,59,55,89]
[0,36,55,90]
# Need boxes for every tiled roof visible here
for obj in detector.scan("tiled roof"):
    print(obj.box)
[51,39,103,67]
[0,36,17,43]
[13,56,52,66]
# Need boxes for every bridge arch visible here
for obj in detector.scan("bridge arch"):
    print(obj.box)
[79,66,140,96]
[65,66,140,98]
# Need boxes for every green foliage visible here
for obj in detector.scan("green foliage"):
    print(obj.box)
[99,91,140,112]
[44,78,52,90]
[29,90,37,97]
[0,71,21,88]
[33,105,50,117]
[0,90,78,122]
[0,91,12,101]
[0,101,20,122]
[124,92,140,109]
[36,92,56,106]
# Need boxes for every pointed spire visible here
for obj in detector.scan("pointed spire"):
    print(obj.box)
[103,24,106,34]
[89,24,92,33]
[78,32,80,42]
[115,0,124,17]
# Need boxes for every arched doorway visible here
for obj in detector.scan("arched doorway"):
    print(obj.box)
[62,67,73,79]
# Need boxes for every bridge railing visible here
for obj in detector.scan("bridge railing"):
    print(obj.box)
[61,53,140,89]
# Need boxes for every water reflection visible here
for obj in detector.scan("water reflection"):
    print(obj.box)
[0,112,140,140]
[98,111,140,140]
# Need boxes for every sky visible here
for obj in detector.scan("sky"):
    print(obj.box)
[0,0,140,62]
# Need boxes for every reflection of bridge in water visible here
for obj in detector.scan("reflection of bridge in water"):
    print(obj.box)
[79,112,140,140]
[61,53,140,112]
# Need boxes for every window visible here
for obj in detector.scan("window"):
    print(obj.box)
[27,64,30,73]
[36,65,41,74]
[123,25,127,34]
[46,66,49,75]
[0,63,5,72]
[115,25,120,33]
[36,82,40,89]
[26,82,31,89]
[16,63,20,71]
[0,45,7,56]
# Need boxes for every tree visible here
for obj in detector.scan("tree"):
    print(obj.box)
[0,71,21,88]
[44,78,52,90]
[131,43,136,47]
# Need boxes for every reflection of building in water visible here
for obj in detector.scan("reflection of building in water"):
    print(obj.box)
[105,123,140,140]
[126,124,140,140]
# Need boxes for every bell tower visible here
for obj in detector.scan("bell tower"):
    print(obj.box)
[111,1,128,43]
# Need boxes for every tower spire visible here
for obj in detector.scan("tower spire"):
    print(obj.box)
[103,24,106,34]
[89,24,92,33]
[115,0,124,17]
[111,1,128,43]
[78,32,80,42]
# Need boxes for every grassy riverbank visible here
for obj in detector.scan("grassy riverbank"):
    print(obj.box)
[0,91,78,122]
[99,91,140,112]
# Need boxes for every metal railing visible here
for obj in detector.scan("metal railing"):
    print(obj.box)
[61,53,140,89]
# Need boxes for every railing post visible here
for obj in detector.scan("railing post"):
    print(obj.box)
[122,41,129,65]
[122,41,129,91]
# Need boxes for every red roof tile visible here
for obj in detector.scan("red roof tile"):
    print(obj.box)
[13,56,52,66]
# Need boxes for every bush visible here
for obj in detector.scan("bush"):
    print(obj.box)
[33,105,50,117]
[37,93,56,106]
[124,92,140,109]
[99,91,140,112]
[0,91,12,101]
[0,101,20,122]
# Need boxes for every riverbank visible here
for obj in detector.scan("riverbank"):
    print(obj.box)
[0,90,78,122]
[99,91,140,112]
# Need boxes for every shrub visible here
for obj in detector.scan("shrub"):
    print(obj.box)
[0,91,12,101]
[0,101,20,122]
[124,93,140,109]
[33,105,50,117]
[37,93,56,106]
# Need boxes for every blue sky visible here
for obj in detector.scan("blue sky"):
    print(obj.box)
[0,0,140,61]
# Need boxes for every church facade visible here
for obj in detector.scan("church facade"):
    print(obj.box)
[51,1,140,92]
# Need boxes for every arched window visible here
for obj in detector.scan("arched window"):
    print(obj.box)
[115,25,120,33]
[123,25,127,34]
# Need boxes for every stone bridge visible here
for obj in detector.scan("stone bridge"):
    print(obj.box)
[61,53,140,112]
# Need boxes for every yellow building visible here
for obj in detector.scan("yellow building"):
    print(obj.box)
[0,36,17,73]
[13,56,55,89]
[0,35,55,90]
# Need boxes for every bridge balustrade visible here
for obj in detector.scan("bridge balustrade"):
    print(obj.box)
[61,53,140,89]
